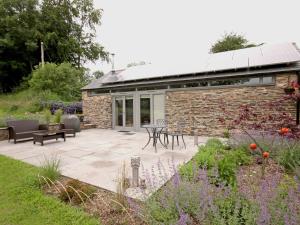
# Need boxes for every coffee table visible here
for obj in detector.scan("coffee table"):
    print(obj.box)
[33,131,66,146]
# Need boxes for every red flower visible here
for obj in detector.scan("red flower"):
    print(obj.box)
[250,143,257,150]
[279,127,289,135]
[263,152,269,158]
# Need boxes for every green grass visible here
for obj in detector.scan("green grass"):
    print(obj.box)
[0,89,62,127]
[0,155,100,225]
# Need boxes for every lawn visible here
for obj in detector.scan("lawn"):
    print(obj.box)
[0,155,100,225]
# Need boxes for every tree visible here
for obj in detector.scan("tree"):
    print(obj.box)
[0,0,41,92]
[0,0,108,93]
[92,70,104,79]
[210,32,262,53]
[40,0,108,68]
[29,63,84,101]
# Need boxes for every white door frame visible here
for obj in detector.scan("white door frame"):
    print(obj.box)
[112,90,166,131]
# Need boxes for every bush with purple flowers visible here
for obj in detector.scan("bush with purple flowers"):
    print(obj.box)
[41,101,82,115]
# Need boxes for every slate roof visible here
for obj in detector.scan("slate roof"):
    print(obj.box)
[83,42,300,90]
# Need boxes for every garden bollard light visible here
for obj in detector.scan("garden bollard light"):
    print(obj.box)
[131,156,140,187]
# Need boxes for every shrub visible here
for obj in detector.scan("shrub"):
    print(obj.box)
[142,170,215,224]
[41,101,83,114]
[180,139,250,186]
[211,193,259,225]
[43,109,52,124]
[205,138,224,148]
[179,161,197,181]
[218,149,250,186]
[267,176,300,225]
[277,143,300,173]
[40,156,61,183]
[9,105,19,112]
[59,179,96,205]
[217,157,237,186]
[54,109,63,124]
[29,63,84,101]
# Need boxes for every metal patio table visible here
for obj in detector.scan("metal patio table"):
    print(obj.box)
[142,124,167,152]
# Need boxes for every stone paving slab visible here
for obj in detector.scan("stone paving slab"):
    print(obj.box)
[0,129,211,199]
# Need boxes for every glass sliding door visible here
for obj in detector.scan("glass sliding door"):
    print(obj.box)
[113,92,165,130]
[114,96,134,129]
[140,95,151,126]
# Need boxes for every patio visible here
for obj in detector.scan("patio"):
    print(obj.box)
[0,129,209,198]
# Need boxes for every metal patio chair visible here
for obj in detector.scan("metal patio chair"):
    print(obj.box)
[167,120,186,150]
[156,119,169,145]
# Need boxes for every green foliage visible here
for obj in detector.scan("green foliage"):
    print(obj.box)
[144,179,211,224]
[268,176,300,225]
[277,143,300,173]
[0,0,108,93]
[211,193,258,225]
[210,32,261,53]
[54,109,63,124]
[143,168,258,225]
[0,155,99,225]
[205,138,224,148]
[179,161,197,181]
[40,156,61,183]
[43,109,52,124]
[180,139,250,186]
[29,63,84,101]
[217,157,237,186]
[59,179,96,205]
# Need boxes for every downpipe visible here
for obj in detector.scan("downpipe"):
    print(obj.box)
[297,72,300,125]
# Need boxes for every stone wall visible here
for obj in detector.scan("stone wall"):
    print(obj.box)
[82,91,112,129]
[0,128,8,141]
[165,73,298,136]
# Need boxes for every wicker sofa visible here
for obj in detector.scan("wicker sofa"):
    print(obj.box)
[7,120,48,144]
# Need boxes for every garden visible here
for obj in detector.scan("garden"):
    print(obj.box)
[0,63,84,128]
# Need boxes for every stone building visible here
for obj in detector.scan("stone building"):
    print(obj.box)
[82,43,300,136]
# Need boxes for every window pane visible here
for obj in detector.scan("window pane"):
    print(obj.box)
[199,81,209,86]
[115,98,123,126]
[140,95,151,126]
[240,77,260,85]
[185,83,199,88]
[125,97,133,127]
[169,84,183,89]
[262,76,273,84]
[153,95,164,124]
[210,79,240,86]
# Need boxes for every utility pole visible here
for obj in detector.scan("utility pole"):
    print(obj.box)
[41,42,45,67]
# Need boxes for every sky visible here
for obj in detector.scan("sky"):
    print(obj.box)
[87,0,300,73]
